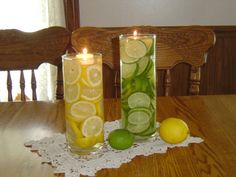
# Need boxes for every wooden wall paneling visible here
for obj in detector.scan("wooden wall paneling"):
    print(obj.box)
[200,26,236,95]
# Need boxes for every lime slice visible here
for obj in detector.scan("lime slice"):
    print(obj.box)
[128,107,152,117]
[81,84,103,102]
[122,62,137,79]
[138,124,157,136]
[142,38,153,54]
[70,101,96,122]
[125,39,147,59]
[63,59,81,85]
[127,122,150,134]
[120,39,140,64]
[137,56,150,75]
[128,92,151,108]
[128,111,150,125]
[80,115,103,137]
[64,83,80,103]
[86,64,102,87]
[120,45,140,64]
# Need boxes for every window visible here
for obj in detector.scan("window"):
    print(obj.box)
[0,0,65,101]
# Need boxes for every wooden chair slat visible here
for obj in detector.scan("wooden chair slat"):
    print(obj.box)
[164,69,172,96]
[31,69,37,101]
[7,71,13,101]
[189,66,201,95]
[20,70,26,101]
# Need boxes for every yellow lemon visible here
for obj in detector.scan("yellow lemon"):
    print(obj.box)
[63,59,81,85]
[95,132,104,143]
[86,64,102,87]
[159,118,189,144]
[80,84,103,102]
[95,100,104,118]
[75,136,97,148]
[70,101,96,122]
[64,83,80,103]
[80,115,103,137]
[65,117,83,138]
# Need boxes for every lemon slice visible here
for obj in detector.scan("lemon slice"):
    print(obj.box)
[81,85,103,102]
[80,115,103,137]
[64,83,80,103]
[86,64,102,87]
[75,136,97,148]
[70,101,96,122]
[65,117,83,138]
[125,39,147,59]
[63,59,81,85]
[128,92,151,108]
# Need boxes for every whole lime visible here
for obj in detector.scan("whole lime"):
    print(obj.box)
[159,118,189,144]
[108,129,134,150]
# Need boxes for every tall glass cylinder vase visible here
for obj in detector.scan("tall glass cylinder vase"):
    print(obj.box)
[62,51,104,155]
[119,33,157,140]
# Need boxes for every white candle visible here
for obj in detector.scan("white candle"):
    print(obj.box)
[76,48,94,65]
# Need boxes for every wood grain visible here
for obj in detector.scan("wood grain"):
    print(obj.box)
[0,95,236,177]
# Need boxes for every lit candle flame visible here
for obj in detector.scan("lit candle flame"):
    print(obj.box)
[83,48,88,54]
[133,30,137,39]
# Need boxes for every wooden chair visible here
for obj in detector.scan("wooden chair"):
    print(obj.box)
[0,26,70,101]
[71,26,215,97]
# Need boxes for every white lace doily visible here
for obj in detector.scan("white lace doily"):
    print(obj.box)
[25,120,203,177]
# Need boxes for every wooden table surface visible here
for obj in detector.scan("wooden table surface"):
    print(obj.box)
[0,95,236,177]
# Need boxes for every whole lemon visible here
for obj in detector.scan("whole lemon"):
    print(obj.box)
[159,118,189,144]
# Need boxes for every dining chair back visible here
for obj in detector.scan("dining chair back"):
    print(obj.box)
[71,26,215,97]
[0,26,70,101]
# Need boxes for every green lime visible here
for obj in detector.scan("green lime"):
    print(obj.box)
[137,56,150,75]
[128,92,151,108]
[159,118,189,144]
[108,129,134,150]
[125,39,147,59]
[127,122,150,134]
[122,62,137,79]
[128,111,150,125]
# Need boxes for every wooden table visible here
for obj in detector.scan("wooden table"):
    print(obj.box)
[0,95,236,177]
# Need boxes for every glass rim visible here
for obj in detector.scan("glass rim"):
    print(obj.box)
[119,33,156,39]
[62,52,102,59]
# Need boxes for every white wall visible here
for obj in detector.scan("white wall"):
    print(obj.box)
[80,0,236,27]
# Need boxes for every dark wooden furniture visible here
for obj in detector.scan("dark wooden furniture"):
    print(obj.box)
[0,26,70,101]
[0,95,236,176]
[71,26,215,98]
